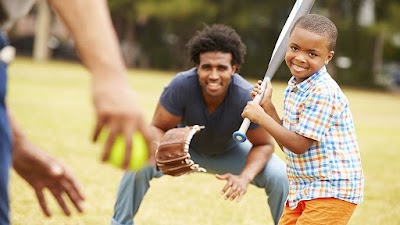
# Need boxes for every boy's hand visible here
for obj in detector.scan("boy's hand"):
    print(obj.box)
[250,79,275,114]
[241,101,266,125]
[258,79,275,115]
[251,80,263,100]
[244,79,277,124]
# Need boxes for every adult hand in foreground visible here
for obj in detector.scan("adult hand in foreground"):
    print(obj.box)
[12,141,85,217]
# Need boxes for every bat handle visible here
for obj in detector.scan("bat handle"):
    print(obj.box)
[233,77,270,143]
[233,118,251,142]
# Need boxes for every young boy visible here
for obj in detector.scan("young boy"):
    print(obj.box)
[242,14,364,225]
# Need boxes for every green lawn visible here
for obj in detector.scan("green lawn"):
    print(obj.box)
[7,58,400,225]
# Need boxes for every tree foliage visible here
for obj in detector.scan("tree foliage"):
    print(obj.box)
[107,0,400,88]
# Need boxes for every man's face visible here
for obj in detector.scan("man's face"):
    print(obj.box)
[285,27,334,83]
[196,51,237,100]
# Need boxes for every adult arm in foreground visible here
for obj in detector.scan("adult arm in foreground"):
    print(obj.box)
[47,0,153,168]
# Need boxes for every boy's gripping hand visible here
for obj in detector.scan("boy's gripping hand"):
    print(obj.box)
[257,79,275,115]
[249,79,275,114]
[251,80,263,100]
[241,101,266,125]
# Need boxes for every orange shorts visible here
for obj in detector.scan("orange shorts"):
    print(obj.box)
[278,198,357,225]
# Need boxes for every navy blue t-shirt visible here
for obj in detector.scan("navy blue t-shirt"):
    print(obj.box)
[160,68,258,155]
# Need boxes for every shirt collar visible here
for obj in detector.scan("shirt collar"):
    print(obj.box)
[287,66,327,92]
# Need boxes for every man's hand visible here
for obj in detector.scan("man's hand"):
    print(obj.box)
[215,173,251,202]
[12,141,85,217]
[91,75,154,169]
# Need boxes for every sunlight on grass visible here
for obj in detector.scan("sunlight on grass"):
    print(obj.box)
[7,58,400,225]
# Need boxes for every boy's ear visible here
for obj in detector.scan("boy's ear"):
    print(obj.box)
[325,51,335,65]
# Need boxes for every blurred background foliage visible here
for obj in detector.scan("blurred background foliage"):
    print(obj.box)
[8,0,400,90]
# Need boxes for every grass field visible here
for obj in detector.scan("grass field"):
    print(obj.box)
[7,58,400,225]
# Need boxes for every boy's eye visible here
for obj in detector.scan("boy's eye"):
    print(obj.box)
[309,52,317,57]
[291,46,298,51]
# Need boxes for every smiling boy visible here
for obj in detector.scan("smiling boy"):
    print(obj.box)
[242,14,364,225]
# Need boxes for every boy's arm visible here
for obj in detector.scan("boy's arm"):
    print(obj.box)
[252,80,286,150]
[252,79,282,125]
[245,80,314,154]
[253,109,313,154]
[260,98,285,150]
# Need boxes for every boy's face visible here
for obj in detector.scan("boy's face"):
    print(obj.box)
[196,51,237,101]
[285,27,334,83]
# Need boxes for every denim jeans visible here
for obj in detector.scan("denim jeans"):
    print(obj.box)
[111,141,289,225]
[0,31,12,225]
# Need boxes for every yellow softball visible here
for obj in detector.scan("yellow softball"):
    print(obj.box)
[103,132,149,171]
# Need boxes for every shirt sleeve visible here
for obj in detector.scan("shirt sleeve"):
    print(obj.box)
[159,75,186,117]
[296,91,343,141]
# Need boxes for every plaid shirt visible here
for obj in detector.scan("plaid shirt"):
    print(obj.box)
[283,66,364,209]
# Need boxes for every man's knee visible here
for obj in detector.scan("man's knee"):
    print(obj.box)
[252,164,288,197]
[269,168,288,187]
[252,166,287,190]
[267,169,289,195]
[133,166,162,181]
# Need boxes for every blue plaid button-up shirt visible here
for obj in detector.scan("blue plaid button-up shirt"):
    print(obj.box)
[283,66,364,209]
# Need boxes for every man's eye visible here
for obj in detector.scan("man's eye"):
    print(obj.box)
[218,67,227,71]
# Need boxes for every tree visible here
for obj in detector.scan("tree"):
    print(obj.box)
[33,0,52,62]
[108,0,217,68]
[366,0,400,88]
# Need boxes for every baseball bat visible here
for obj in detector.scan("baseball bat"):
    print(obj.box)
[233,0,315,143]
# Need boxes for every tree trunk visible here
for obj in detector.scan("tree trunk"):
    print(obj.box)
[372,31,384,85]
[33,0,51,62]
[122,19,136,67]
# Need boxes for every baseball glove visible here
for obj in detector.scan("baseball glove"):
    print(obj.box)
[155,125,206,176]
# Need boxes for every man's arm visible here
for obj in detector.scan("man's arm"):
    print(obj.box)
[8,110,85,217]
[216,126,273,202]
[151,102,182,136]
[47,0,152,169]
[240,127,274,181]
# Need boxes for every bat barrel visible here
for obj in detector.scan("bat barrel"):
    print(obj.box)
[232,0,315,143]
